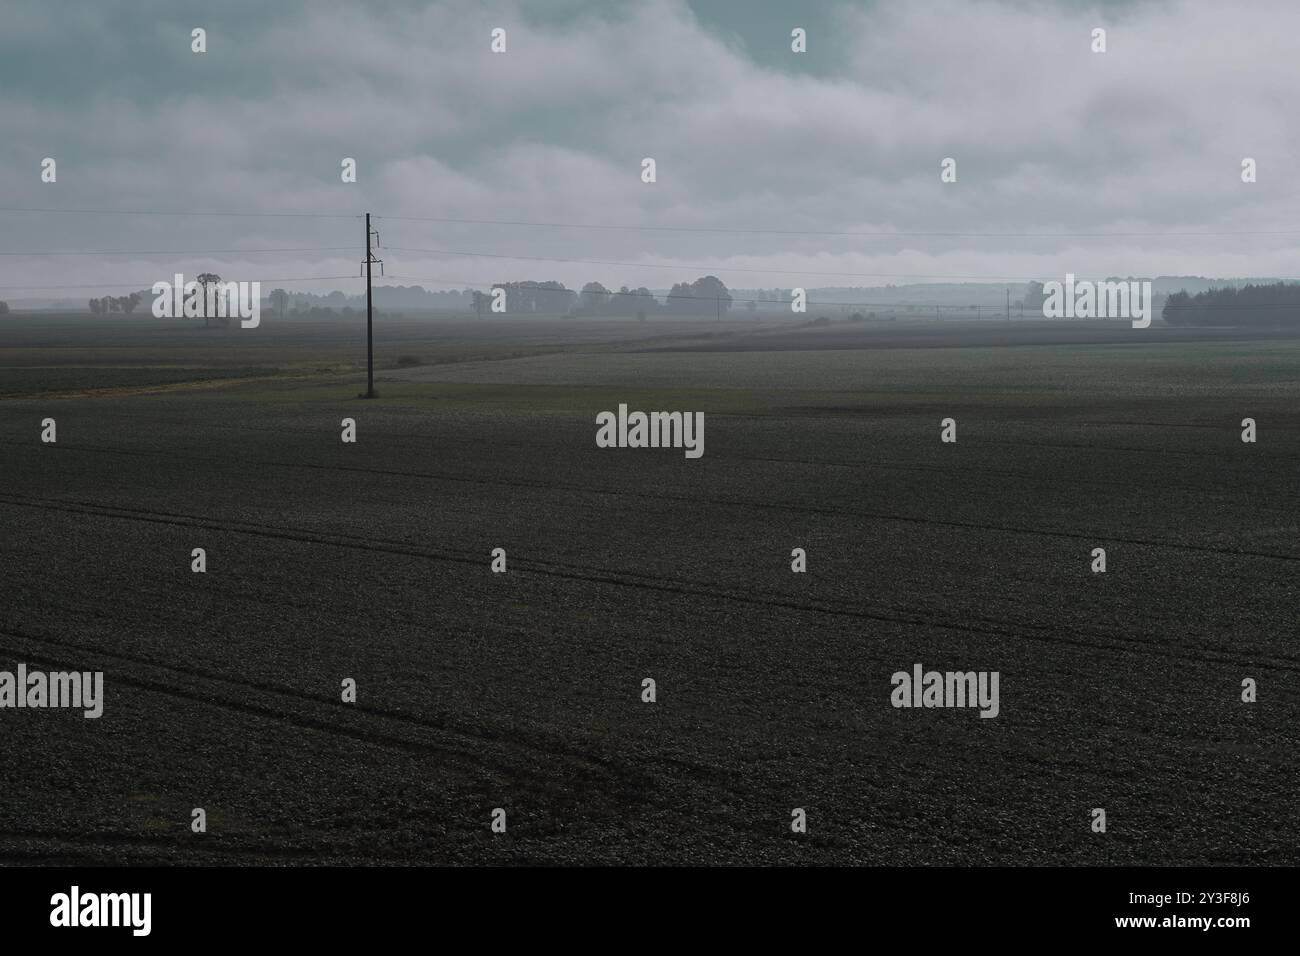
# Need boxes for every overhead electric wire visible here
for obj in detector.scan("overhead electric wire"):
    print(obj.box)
[4,203,1297,238]
[0,246,357,257]
[0,205,364,220]
[377,213,1300,240]
[8,202,1300,291]
[386,246,1278,284]
[0,274,360,292]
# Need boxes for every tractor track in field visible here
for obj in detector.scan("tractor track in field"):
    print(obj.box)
[0,624,659,801]
[9,437,1300,557]
[1,490,1293,675]
[10,430,1299,514]
[0,623,830,859]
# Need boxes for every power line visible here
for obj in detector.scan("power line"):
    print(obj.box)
[0,205,364,220]
[378,213,1300,240]
[388,246,1263,284]
[6,204,1298,239]
[9,203,1300,287]
[0,247,357,257]
[0,274,359,292]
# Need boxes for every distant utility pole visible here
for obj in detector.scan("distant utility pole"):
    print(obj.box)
[361,213,383,399]
[1006,287,1011,320]
[716,294,721,321]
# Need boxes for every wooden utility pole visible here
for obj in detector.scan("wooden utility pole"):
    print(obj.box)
[361,213,382,399]
[1006,287,1011,320]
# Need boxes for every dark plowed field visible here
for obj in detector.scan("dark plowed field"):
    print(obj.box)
[1,316,1295,864]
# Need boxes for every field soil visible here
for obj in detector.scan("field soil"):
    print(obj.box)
[1,314,1296,864]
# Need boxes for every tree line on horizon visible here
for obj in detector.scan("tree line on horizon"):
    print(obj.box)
[1163,282,1300,326]
[67,276,1300,326]
[70,274,735,320]
[469,275,734,317]
[88,293,142,314]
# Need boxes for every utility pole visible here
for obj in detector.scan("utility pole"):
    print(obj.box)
[361,213,382,399]
[716,294,721,322]
[1006,287,1011,321]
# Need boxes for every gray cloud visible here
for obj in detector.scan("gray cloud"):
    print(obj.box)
[2,0,1298,298]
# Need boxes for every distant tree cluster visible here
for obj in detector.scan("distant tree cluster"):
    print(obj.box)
[665,275,732,315]
[268,288,289,318]
[572,282,659,316]
[0,300,9,315]
[88,293,141,315]
[1022,280,1047,313]
[1164,282,1300,326]
[204,279,737,317]
[131,276,736,321]
[481,275,732,317]
[490,280,577,314]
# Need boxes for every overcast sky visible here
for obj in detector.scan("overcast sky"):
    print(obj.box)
[1,0,1298,299]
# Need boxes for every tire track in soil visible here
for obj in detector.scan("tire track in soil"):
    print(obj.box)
[0,625,655,799]
[9,440,1300,559]
[2,491,1295,674]
[0,627,785,855]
